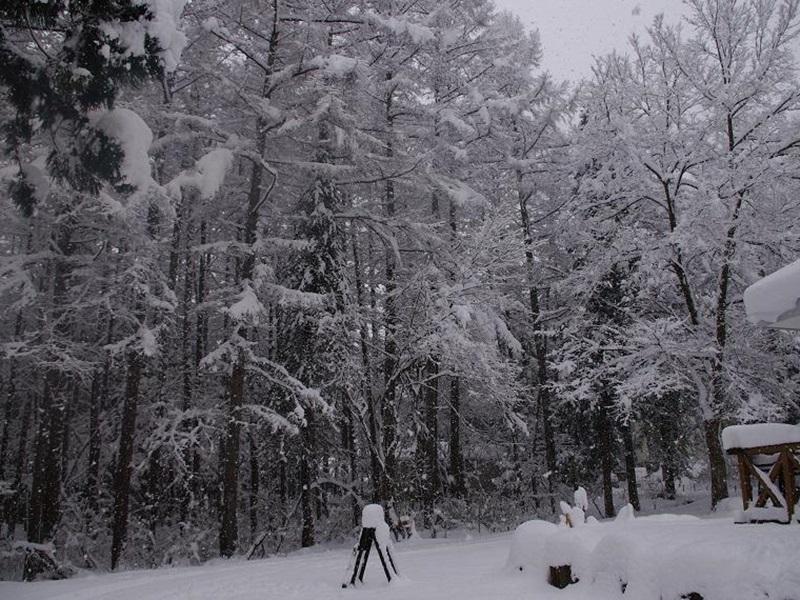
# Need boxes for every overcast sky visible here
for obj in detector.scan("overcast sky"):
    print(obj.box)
[494,0,687,80]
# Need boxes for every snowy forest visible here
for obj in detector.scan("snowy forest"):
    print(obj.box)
[1,0,800,577]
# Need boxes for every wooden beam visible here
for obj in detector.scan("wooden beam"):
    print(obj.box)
[737,454,752,511]
[747,458,785,509]
[781,450,796,521]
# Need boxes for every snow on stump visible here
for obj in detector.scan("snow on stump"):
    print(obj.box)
[506,520,557,578]
[721,423,800,523]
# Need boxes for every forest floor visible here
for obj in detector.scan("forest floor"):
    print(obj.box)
[2,531,605,600]
[3,496,799,600]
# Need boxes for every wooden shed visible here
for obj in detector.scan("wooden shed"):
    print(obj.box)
[722,424,800,523]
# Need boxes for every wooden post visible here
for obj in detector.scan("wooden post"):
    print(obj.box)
[737,454,751,511]
[781,450,795,522]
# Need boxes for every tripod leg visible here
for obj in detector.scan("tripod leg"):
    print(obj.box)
[347,548,364,587]
[385,546,398,575]
[358,542,371,583]
[374,540,392,583]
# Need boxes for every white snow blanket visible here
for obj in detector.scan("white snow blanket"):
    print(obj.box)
[507,514,800,600]
[721,423,800,451]
[743,259,800,329]
[3,518,800,600]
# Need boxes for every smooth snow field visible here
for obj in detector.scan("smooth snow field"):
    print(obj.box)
[0,533,597,600]
[3,516,799,600]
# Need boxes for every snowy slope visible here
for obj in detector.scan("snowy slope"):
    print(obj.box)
[1,533,601,600]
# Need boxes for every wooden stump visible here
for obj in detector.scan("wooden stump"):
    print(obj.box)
[548,564,575,589]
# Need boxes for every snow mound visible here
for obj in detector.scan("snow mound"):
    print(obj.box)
[508,515,800,600]
[615,503,636,522]
[506,519,557,578]
[721,422,800,451]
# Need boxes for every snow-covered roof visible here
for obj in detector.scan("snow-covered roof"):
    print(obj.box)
[721,423,800,451]
[743,259,800,329]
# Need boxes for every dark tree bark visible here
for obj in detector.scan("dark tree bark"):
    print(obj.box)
[423,358,440,518]
[110,351,142,569]
[597,389,615,519]
[28,376,64,544]
[299,422,315,548]
[449,377,464,497]
[28,224,72,544]
[621,421,640,511]
[219,0,279,557]
[0,376,10,484]
[352,233,382,503]
[219,364,244,557]
[249,432,259,541]
[663,461,677,500]
[86,373,101,512]
[704,417,728,507]
[7,397,31,538]
[517,170,557,510]
[381,75,398,503]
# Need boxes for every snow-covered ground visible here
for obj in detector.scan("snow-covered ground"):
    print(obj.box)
[1,532,582,600]
[3,512,799,600]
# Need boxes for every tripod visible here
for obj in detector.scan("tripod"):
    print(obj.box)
[342,526,399,588]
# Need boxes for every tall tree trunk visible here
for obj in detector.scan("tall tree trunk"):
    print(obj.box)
[110,350,142,569]
[249,432,259,541]
[179,223,196,522]
[7,397,31,538]
[423,358,440,526]
[351,233,382,502]
[299,418,315,548]
[342,401,359,526]
[219,0,279,556]
[704,417,728,507]
[621,421,640,511]
[663,460,677,500]
[517,170,557,510]
[88,315,114,512]
[28,376,63,543]
[449,377,464,497]
[446,199,464,498]
[0,375,10,483]
[28,226,71,544]
[219,364,244,557]
[381,74,398,503]
[86,373,101,512]
[597,389,615,518]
